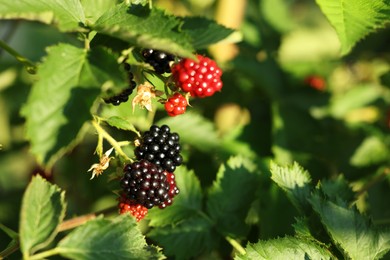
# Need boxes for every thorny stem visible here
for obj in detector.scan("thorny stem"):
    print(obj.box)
[0,39,37,74]
[91,120,133,162]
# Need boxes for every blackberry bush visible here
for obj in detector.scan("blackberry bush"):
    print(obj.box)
[134,124,183,172]
[120,159,170,209]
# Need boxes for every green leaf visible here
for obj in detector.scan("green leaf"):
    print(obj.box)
[19,175,66,257]
[260,0,293,33]
[0,223,18,239]
[350,136,390,167]
[235,236,334,260]
[206,156,259,238]
[93,3,194,58]
[310,193,390,259]
[180,16,236,49]
[315,0,390,55]
[148,216,217,260]
[80,0,116,24]
[147,166,203,227]
[320,175,355,203]
[21,44,120,168]
[270,162,312,213]
[156,111,220,152]
[105,116,138,133]
[0,0,85,31]
[57,215,164,260]
[330,84,382,119]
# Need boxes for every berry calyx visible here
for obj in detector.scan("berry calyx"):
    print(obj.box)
[118,194,148,222]
[164,93,188,116]
[134,125,183,172]
[120,159,170,209]
[171,54,223,98]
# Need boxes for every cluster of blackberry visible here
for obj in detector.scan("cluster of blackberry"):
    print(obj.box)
[134,124,183,172]
[141,49,175,74]
[119,124,181,220]
[104,62,137,106]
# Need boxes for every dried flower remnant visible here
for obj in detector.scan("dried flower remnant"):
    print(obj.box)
[132,83,163,112]
[87,147,114,179]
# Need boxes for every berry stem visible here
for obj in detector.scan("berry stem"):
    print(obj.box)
[0,39,37,74]
[29,248,61,260]
[225,236,246,255]
[91,120,133,162]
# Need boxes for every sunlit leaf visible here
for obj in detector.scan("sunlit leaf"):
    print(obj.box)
[315,0,390,55]
[0,0,85,31]
[20,175,66,257]
[58,215,164,260]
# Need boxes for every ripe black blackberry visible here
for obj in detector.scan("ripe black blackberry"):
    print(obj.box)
[104,62,137,106]
[141,49,175,74]
[120,159,170,209]
[135,124,183,172]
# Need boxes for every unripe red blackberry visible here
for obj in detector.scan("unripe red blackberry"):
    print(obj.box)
[118,193,148,222]
[165,92,188,116]
[171,55,223,98]
[120,160,170,209]
[134,125,183,172]
[141,49,175,74]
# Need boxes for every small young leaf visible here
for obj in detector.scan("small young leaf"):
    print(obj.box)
[147,166,203,227]
[270,161,312,213]
[235,236,334,260]
[148,216,217,260]
[315,0,390,55]
[93,3,194,58]
[180,16,236,49]
[57,215,164,260]
[156,111,220,152]
[21,44,121,168]
[20,175,66,257]
[106,116,138,133]
[310,193,390,259]
[0,0,85,31]
[206,156,259,238]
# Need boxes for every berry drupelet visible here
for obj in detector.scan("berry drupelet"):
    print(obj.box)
[104,62,137,106]
[135,125,183,172]
[120,159,170,209]
[141,49,175,74]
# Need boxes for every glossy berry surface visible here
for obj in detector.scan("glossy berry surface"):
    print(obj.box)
[165,93,188,116]
[135,125,183,172]
[104,63,137,105]
[120,159,170,209]
[159,171,180,209]
[171,54,223,98]
[142,49,175,74]
[118,193,148,222]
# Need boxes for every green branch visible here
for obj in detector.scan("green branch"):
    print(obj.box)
[0,40,37,74]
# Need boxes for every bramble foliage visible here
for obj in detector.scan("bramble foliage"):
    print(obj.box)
[0,0,390,259]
